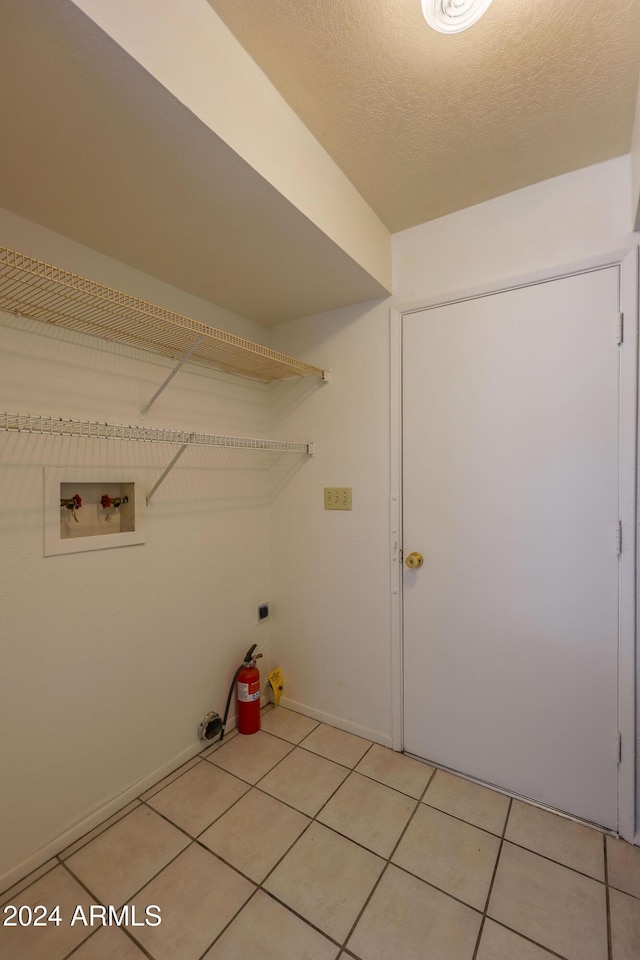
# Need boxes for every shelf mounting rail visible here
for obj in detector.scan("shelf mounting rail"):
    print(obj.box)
[1,413,314,503]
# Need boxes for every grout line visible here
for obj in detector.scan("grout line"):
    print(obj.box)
[483,919,572,960]
[137,799,205,845]
[420,797,510,839]
[205,738,298,788]
[496,838,608,886]
[259,721,321,747]
[242,887,345,952]
[608,881,640,902]
[195,887,262,960]
[471,796,512,960]
[62,921,156,960]
[56,860,152,960]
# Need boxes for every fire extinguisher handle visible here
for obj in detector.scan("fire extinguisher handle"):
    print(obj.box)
[244,644,257,662]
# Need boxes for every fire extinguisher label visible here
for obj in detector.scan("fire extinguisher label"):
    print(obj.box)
[238,681,260,702]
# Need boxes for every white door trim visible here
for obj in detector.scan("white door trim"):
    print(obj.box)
[389,245,638,841]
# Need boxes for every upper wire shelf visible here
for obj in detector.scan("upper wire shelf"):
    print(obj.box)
[0,247,326,383]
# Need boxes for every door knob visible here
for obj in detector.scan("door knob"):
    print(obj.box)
[405,551,424,569]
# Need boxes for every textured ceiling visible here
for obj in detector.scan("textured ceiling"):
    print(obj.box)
[207,0,640,231]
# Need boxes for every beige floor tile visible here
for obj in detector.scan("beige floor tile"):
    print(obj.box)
[392,804,500,910]
[300,723,371,768]
[199,788,310,882]
[423,770,509,836]
[506,799,604,880]
[260,707,319,743]
[127,844,254,960]
[264,821,384,942]
[0,865,94,960]
[317,772,416,857]
[347,864,481,960]
[610,887,640,960]
[476,919,560,959]
[65,805,189,907]
[355,743,434,798]
[146,761,249,836]
[59,802,141,860]
[207,730,293,784]
[203,890,339,960]
[488,841,607,960]
[69,926,148,959]
[608,835,640,899]
[139,757,201,801]
[258,747,349,816]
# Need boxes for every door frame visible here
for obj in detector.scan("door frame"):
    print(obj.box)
[389,245,638,842]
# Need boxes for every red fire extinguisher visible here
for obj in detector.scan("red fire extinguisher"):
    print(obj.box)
[236,644,262,735]
[220,645,263,741]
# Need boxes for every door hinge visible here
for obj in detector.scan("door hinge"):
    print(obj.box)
[617,312,624,345]
[616,732,622,764]
[616,520,622,556]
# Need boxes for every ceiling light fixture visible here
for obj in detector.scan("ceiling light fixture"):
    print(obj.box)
[421,0,494,34]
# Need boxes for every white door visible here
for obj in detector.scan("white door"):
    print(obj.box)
[402,268,621,829]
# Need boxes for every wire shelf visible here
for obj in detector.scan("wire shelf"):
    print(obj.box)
[0,413,312,455]
[0,247,325,382]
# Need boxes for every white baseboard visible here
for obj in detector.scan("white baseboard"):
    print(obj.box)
[0,740,203,895]
[279,697,392,748]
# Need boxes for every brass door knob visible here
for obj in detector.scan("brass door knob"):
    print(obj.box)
[405,551,424,569]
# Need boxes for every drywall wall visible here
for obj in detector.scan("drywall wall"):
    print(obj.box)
[269,298,392,744]
[394,156,634,303]
[269,155,637,827]
[69,0,391,294]
[0,209,275,886]
[633,79,640,230]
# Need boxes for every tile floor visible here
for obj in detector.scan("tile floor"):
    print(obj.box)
[1,707,640,959]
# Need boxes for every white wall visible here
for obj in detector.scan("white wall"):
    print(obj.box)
[633,79,640,230]
[0,210,275,886]
[394,156,634,302]
[269,299,392,743]
[269,155,637,823]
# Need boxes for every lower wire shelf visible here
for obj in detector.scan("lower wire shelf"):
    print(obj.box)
[0,412,313,455]
[1,412,314,504]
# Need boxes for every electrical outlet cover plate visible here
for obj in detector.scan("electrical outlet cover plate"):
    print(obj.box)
[324,487,352,510]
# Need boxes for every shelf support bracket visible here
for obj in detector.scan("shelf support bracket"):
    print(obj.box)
[146,443,189,505]
[142,336,205,415]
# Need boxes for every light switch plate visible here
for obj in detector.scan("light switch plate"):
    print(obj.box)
[324,487,352,510]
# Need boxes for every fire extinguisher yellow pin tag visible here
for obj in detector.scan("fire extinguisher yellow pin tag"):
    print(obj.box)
[268,668,283,707]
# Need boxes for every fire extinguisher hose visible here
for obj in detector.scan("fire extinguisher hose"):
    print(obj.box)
[219,645,258,742]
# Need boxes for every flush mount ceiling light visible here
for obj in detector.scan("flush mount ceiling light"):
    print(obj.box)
[421,0,494,34]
